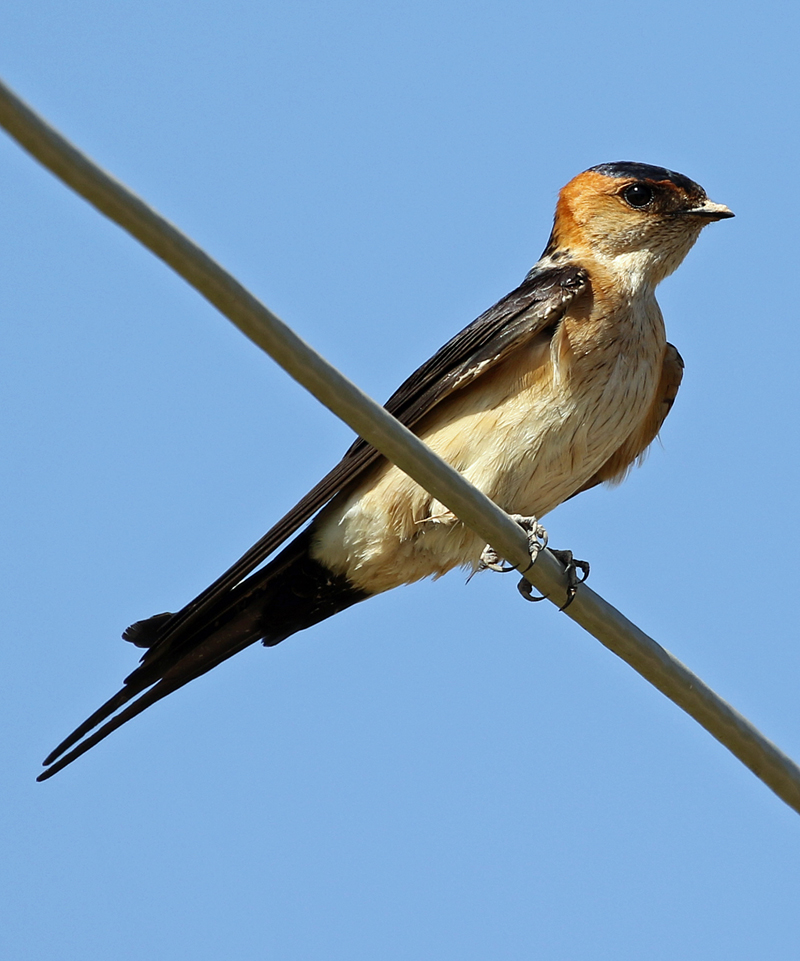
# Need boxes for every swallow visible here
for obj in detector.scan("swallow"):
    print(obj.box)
[38,161,733,780]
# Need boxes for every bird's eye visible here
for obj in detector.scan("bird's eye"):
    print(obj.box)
[622,183,654,208]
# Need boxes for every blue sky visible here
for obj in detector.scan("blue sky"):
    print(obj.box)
[3,2,800,958]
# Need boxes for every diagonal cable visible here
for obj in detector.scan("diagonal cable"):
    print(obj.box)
[2,76,799,812]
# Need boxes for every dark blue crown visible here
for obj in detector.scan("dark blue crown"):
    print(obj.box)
[588,161,702,196]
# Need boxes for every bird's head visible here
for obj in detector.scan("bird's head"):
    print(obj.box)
[545,161,734,291]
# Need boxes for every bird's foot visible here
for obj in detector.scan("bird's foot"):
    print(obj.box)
[474,514,549,575]
[518,548,590,609]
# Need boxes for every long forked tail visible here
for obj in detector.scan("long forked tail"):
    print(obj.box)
[38,530,370,780]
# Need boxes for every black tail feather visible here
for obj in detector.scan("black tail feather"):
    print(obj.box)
[38,627,259,781]
[122,612,174,649]
[42,686,140,767]
[39,528,371,779]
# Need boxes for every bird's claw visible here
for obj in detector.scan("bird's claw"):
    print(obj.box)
[474,517,588,611]
[517,577,547,603]
[475,514,548,575]
[517,547,589,606]
[547,548,590,610]
[476,545,516,573]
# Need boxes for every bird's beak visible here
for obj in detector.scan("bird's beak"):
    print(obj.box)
[685,199,735,221]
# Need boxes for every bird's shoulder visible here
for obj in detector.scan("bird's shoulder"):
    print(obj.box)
[346,259,591,456]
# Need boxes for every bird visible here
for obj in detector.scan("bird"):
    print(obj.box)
[38,161,733,780]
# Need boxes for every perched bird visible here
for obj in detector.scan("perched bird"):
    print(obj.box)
[39,161,733,780]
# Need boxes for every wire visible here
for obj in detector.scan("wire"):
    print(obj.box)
[2,76,799,812]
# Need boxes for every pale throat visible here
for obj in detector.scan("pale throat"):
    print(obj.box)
[583,228,703,295]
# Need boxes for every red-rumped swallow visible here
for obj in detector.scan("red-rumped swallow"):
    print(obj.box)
[39,161,733,779]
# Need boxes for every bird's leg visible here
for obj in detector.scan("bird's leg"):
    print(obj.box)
[475,514,549,575]
[478,515,590,607]
[518,548,590,609]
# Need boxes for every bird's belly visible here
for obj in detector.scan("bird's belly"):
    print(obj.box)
[312,340,662,594]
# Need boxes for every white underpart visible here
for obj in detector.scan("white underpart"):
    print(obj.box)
[311,279,668,596]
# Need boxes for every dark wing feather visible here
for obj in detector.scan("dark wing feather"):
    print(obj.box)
[39,263,589,776]
[152,262,589,649]
[349,262,588,451]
